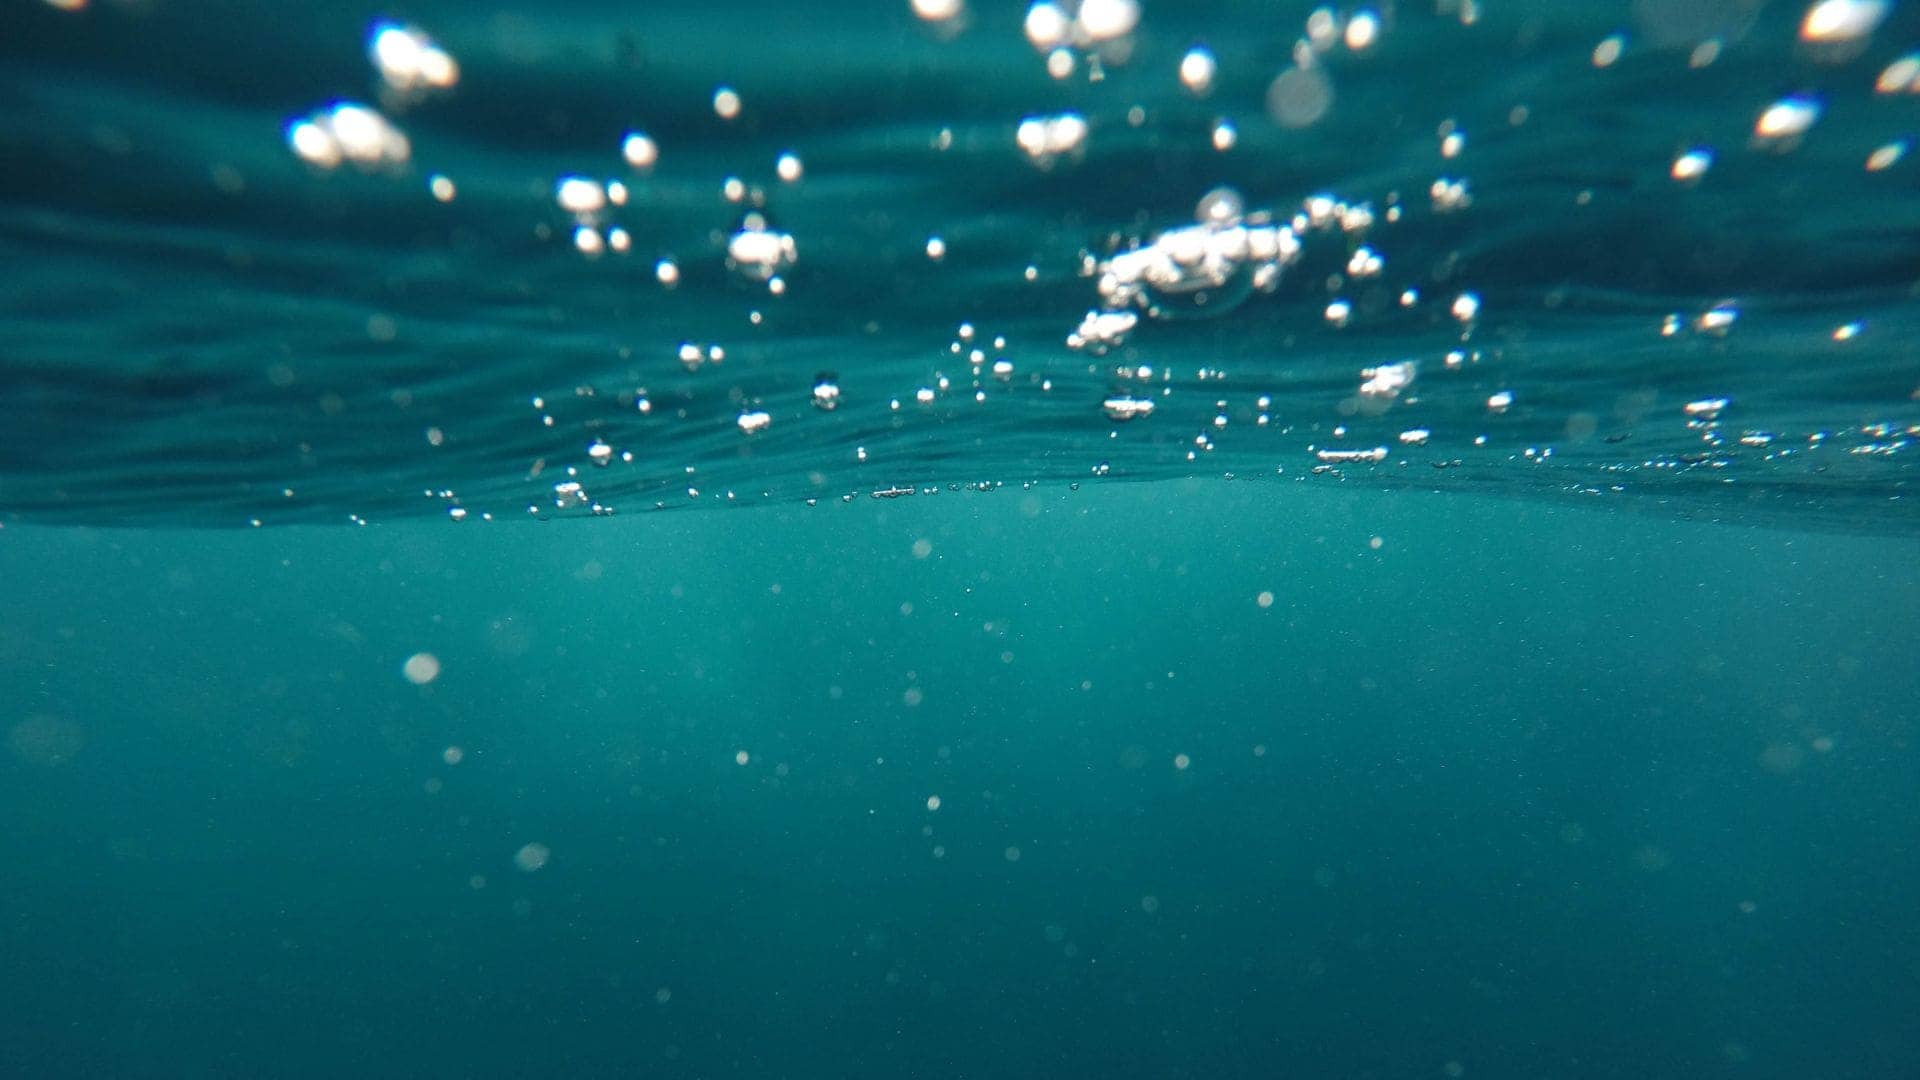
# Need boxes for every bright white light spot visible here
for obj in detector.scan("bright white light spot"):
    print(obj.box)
[1180,48,1217,95]
[655,259,680,287]
[1173,753,1191,770]
[925,236,946,260]
[573,226,604,256]
[1016,112,1088,165]
[1344,10,1380,51]
[776,152,803,182]
[735,749,750,765]
[1451,292,1481,321]
[737,410,771,434]
[1256,590,1274,608]
[288,103,410,170]
[1800,0,1888,42]
[555,176,607,215]
[1024,2,1071,50]
[728,224,797,280]
[428,174,456,202]
[1211,120,1237,151]
[713,87,742,120]
[926,795,942,811]
[911,0,964,22]
[1592,33,1625,67]
[1754,95,1820,140]
[369,23,459,93]
[287,121,342,170]
[1671,148,1713,181]
[1077,0,1140,42]
[622,132,659,170]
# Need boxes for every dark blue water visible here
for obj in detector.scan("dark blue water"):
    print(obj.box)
[3,1,1919,1076]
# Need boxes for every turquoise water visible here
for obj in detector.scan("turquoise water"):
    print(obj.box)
[4,1,1920,1076]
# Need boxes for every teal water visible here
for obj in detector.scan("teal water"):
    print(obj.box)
[4,0,1920,1076]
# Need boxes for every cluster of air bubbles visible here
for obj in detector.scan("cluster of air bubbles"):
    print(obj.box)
[1016,113,1090,168]
[1024,0,1142,78]
[727,211,798,286]
[1357,361,1417,406]
[1101,396,1155,422]
[552,176,641,256]
[286,21,465,171]
[368,22,458,96]
[1066,310,1139,354]
[286,103,410,171]
[677,342,726,371]
[1089,186,1308,329]
[1429,178,1471,212]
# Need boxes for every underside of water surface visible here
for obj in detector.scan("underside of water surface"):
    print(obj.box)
[1,0,1916,531]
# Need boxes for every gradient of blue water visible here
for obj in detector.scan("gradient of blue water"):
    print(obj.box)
[4,3,1920,1077]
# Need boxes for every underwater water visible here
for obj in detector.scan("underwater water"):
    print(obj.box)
[3,0,1919,1076]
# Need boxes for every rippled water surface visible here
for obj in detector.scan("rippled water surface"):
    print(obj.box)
[3,0,1917,528]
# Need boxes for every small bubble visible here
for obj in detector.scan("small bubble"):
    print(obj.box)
[1179,47,1216,95]
[442,745,464,765]
[402,652,441,685]
[622,132,658,170]
[513,842,551,872]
